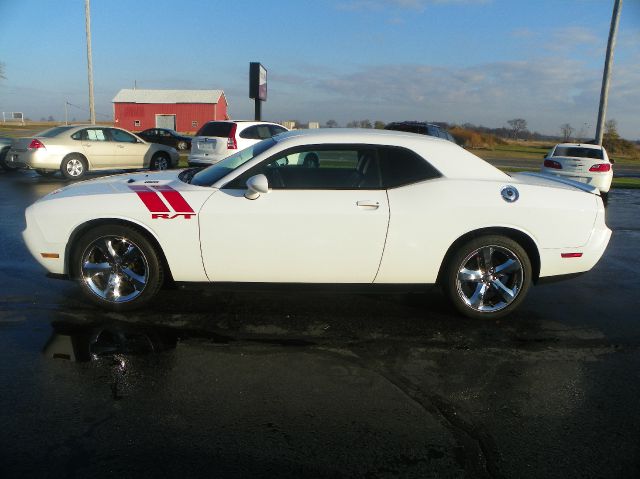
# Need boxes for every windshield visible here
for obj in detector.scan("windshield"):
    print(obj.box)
[553,146,604,160]
[189,138,277,186]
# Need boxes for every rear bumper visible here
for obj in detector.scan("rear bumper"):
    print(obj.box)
[538,198,611,278]
[539,168,613,193]
[7,148,62,170]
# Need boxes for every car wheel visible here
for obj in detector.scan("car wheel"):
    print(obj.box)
[177,141,188,151]
[601,191,608,206]
[74,225,164,311]
[150,152,170,170]
[443,235,531,320]
[35,169,57,177]
[0,146,18,171]
[61,154,87,179]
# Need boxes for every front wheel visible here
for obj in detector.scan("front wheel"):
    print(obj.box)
[150,152,170,170]
[442,235,532,320]
[73,225,164,311]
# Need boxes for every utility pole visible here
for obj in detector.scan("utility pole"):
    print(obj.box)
[64,101,69,125]
[85,0,96,125]
[595,0,623,145]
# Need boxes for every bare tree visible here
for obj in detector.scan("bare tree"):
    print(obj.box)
[507,118,527,140]
[374,121,386,129]
[325,119,338,128]
[346,120,359,128]
[359,119,372,129]
[604,118,618,138]
[560,123,574,142]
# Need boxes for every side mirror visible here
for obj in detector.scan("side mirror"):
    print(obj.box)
[245,174,269,200]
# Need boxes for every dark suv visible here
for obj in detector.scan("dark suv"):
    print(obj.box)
[384,121,456,144]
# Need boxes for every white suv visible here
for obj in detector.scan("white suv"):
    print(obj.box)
[188,121,288,167]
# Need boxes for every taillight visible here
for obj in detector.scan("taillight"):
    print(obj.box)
[589,163,611,172]
[544,159,562,169]
[227,124,238,149]
[28,139,45,150]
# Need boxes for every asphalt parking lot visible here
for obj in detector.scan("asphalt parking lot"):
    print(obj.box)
[1,169,639,478]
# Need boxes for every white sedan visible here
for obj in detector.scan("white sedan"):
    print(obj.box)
[22,129,611,319]
[541,143,614,201]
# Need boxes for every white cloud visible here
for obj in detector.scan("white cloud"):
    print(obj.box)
[265,58,639,138]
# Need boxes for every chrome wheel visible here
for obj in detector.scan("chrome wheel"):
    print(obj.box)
[81,235,149,303]
[456,244,523,313]
[66,158,85,177]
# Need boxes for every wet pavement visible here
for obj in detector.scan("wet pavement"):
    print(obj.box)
[1,169,639,478]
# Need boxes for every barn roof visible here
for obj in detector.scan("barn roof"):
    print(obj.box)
[113,89,225,104]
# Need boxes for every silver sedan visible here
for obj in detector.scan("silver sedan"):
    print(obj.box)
[6,125,179,179]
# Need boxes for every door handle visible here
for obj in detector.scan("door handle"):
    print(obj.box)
[357,200,380,210]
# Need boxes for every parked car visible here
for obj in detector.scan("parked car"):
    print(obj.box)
[541,143,613,201]
[6,125,179,179]
[136,128,192,151]
[0,137,16,171]
[384,121,457,143]
[23,129,610,319]
[188,120,288,167]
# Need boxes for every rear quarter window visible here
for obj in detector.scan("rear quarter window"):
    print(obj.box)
[196,122,233,137]
[379,146,441,188]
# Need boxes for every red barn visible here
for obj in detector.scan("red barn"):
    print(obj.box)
[112,89,228,133]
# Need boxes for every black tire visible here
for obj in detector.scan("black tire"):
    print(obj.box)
[73,224,164,311]
[601,191,608,206]
[35,169,57,177]
[442,235,532,320]
[150,152,170,170]
[0,146,18,171]
[177,141,188,151]
[61,154,87,179]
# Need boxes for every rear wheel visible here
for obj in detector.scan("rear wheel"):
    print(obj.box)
[61,154,87,179]
[442,235,532,319]
[601,191,608,206]
[0,146,18,171]
[150,152,170,170]
[74,225,164,311]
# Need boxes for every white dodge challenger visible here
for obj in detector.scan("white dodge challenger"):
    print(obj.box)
[22,129,611,319]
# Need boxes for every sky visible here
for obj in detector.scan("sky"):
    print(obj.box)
[0,0,638,139]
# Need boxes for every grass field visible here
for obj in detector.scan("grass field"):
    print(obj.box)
[470,142,640,166]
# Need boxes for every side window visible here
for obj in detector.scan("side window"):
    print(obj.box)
[270,125,287,136]
[225,147,382,190]
[84,129,107,141]
[109,129,137,143]
[239,126,260,140]
[378,146,441,188]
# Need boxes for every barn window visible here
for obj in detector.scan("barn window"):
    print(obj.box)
[134,120,141,127]
[191,120,198,128]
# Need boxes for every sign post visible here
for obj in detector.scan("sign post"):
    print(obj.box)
[249,63,267,121]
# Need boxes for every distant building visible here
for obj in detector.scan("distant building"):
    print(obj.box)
[282,121,297,130]
[308,122,320,129]
[113,89,228,132]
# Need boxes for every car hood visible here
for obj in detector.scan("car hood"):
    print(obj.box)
[37,170,202,202]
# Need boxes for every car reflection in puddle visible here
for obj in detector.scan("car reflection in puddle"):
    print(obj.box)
[43,319,179,399]
[43,319,179,362]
